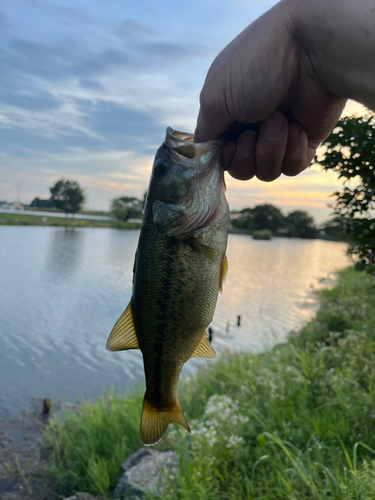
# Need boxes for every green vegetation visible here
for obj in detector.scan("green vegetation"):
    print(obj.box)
[318,111,375,272]
[252,229,272,240]
[44,267,375,499]
[25,206,111,216]
[44,394,144,496]
[231,204,317,239]
[50,179,86,215]
[0,212,141,229]
[110,195,143,222]
[319,216,346,241]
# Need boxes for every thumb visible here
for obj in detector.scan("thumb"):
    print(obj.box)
[194,94,234,143]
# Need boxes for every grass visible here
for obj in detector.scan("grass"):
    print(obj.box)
[44,392,144,497]
[24,207,111,217]
[0,212,141,229]
[44,267,375,498]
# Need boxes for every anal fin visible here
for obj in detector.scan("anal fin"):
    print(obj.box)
[190,331,216,359]
[106,301,139,351]
[141,395,190,446]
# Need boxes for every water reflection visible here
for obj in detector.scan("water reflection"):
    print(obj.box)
[0,227,349,417]
[211,236,349,352]
[45,228,85,281]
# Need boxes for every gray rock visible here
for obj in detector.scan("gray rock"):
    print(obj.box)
[113,448,178,499]
[63,494,104,500]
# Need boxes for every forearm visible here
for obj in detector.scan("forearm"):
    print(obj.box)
[290,0,375,110]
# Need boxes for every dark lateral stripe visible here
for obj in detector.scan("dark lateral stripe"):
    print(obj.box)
[151,236,177,402]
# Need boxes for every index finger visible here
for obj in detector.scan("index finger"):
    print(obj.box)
[194,91,234,143]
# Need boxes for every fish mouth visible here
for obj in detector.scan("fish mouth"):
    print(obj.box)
[164,127,222,161]
[165,127,194,144]
[165,127,196,159]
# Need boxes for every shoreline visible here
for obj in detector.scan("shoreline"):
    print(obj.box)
[3,267,375,498]
[0,215,343,242]
[0,398,73,500]
[0,212,141,229]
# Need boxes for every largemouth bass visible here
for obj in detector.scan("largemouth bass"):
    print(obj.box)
[106,127,229,445]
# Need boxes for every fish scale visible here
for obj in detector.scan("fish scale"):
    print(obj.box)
[106,128,229,445]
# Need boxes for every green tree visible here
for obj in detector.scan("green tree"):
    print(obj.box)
[231,204,286,233]
[319,216,346,241]
[317,112,375,271]
[111,196,143,222]
[50,179,85,216]
[230,208,253,231]
[252,204,286,232]
[286,210,316,238]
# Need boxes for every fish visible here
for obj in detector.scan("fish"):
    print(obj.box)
[106,127,229,445]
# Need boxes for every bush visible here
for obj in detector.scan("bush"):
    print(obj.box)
[252,229,272,240]
[318,112,375,272]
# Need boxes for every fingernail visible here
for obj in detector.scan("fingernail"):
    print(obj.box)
[265,113,283,140]
[289,122,300,141]
[238,130,257,158]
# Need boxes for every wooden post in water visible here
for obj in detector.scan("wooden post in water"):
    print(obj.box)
[208,327,213,342]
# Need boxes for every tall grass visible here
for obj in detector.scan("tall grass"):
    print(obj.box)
[45,268,375,498]
[44,390,144,496]
[161,268,375,499]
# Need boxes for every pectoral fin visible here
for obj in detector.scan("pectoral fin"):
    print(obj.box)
[219,254,228,293]
[188,239,217,261]
[190,331,216,358]
[106,301,139,351]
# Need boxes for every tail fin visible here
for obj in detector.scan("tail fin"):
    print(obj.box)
[140,394,190,446]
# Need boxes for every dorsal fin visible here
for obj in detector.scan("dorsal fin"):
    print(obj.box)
[219,254,228,293]
[106,301,139,351]
[190,331,216,358]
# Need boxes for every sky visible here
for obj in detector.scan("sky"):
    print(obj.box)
[0,0,364,223]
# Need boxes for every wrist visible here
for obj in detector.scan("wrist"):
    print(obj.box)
[289,0,375,110]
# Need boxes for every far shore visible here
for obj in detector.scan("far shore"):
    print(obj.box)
[0,211,142,229]
[0,211,344,241]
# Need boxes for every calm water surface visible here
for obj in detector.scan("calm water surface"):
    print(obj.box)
[0,226,349,417]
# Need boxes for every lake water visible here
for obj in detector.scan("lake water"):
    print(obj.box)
[0,226,349,418]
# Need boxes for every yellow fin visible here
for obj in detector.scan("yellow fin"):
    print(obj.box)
[106,301,139,351]
[191,332,216,358]
[140,395,190,446]
[219,254,228,293]
[189,239,217,261]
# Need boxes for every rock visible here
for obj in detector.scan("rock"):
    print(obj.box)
[63,494,104,500]
[113,448,178,499]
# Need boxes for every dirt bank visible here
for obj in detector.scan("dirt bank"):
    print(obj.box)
[0,399,63,500]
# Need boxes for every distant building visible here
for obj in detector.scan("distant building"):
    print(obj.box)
[30,197,55,208]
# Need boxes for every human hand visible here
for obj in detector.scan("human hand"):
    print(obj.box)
[194,0,347,181]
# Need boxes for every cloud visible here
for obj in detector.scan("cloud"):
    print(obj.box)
[225,165,344,222]
[116,19,160,40]
[0,9,207,161]
[0,147,153,209]
[76,99,165,153]
[0,87,60,111]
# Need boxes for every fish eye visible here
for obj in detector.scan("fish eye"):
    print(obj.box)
[154,162,167,177]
